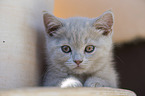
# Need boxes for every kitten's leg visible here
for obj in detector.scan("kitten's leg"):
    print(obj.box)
[84,77,111,87]
[43,71,82,88]
[84,64,118,88]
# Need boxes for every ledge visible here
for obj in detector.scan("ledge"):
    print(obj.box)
[0,87,136,96]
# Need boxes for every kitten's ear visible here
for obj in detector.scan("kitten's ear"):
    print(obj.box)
[43,13,63,36]
[93,11,114,36]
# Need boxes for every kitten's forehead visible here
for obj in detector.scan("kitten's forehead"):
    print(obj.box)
[62,17,95,48]
[65,17,91,26]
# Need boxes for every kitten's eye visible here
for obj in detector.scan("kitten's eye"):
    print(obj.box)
[85,45,95,53]
[61,45,71,53]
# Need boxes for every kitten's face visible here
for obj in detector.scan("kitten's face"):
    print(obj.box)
[44,11,114,74]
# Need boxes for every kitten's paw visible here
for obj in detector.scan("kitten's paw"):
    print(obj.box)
[84,81,104,87]
[60,78,83,88]
[84,78,109,87]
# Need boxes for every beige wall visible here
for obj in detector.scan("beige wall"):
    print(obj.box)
[54,0,145,43]
[0,0,54,89]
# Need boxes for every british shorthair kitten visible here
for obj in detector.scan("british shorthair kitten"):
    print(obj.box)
[43,11,118,88]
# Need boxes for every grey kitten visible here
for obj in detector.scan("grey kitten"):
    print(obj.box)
[43,11,118,88]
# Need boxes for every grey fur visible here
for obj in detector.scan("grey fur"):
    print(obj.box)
[43,11,118,88]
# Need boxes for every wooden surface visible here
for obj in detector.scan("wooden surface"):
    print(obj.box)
[0,87,136,96]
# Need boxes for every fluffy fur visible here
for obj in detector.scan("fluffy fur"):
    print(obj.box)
[42,11,118,88]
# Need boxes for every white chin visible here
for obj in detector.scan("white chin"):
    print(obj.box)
[67,65,87,74]
[72,67,86,74]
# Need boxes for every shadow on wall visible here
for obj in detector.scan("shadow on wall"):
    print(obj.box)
[114,39,145,96]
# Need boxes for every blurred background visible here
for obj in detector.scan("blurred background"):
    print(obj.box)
[54,0,145,95]
[0,0,144,96]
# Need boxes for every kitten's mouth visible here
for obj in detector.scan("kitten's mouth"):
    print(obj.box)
[74,66,84,69]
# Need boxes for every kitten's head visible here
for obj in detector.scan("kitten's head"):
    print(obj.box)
[43,11,114,74]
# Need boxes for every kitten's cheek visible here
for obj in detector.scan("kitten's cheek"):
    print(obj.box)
[64,55,71,63]
[85,54,95,60]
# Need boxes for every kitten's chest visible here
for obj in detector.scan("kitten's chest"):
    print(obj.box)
[73,74,90,83]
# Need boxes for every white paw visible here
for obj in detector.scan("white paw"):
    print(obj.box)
[60,78,83,88]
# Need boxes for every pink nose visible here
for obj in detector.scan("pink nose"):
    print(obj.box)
[74,60,83,65]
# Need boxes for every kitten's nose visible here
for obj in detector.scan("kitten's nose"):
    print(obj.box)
[74,60,83,65]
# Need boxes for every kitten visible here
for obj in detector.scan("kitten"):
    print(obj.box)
[42,11,118,88]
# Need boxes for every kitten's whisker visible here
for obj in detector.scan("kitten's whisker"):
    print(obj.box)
[65,63,75,66]
[115,55,125,65]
